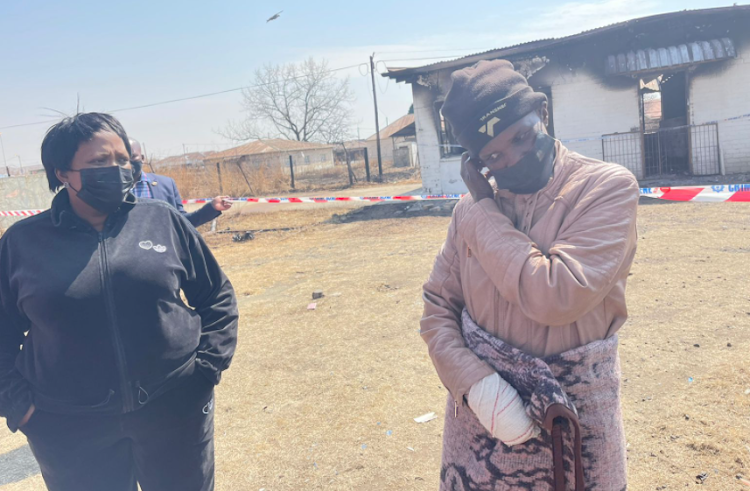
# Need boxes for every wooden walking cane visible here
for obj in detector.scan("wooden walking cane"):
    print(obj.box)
[544,404,584,491]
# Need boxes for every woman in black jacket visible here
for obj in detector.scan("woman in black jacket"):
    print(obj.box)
[0,113,239,491]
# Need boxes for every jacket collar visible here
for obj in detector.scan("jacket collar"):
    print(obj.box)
[50,189,137,230]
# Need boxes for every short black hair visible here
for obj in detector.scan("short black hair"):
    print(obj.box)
[41,112,132,191]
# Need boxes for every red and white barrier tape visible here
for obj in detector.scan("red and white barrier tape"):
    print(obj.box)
[639,184,750,202]
[2,185,749,217]
[182,194,463,204]
[0,209,43,217]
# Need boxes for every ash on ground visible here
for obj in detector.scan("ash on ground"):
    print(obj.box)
[329,200,458,223]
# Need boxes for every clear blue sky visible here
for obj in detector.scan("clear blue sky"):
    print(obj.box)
[0,0,734,168]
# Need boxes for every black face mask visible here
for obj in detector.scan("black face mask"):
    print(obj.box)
[131,159,143,182]
[67,165,134,215]
[490,132,556,195]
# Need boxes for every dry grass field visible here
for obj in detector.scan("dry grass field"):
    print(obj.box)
[153,159,421,200]
[1,195,749,490]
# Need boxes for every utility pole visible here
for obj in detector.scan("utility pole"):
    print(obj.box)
[15,155,24,175]
[182,144,188,165]
[369,53,383,181]
[0,133,8,176]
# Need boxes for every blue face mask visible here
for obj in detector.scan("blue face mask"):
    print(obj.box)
[489,132,556,195]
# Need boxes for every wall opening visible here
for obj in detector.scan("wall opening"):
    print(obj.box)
[433,99,465,159]
[640,72,690,176]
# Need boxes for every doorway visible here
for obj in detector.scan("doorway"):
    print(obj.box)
[640,72,690,177]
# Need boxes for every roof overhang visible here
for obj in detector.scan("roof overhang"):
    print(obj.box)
[383,5,750,84]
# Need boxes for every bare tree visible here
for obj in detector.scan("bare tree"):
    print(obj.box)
[220,58,355,144]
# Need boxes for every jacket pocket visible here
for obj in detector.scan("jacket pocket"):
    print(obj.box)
[135,353,197,406]
[33,388,116,415]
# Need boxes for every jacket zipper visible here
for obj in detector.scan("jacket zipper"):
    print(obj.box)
[98,232,134,412]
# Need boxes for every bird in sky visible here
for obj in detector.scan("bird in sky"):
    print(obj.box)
[266,10,283,22]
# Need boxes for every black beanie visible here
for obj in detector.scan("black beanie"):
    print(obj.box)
[441,60,547,157]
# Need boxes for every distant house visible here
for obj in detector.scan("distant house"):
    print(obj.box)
[385,5,750,193]
[365,114,418,168]
[204,139,335,173]
[152,151,215,169]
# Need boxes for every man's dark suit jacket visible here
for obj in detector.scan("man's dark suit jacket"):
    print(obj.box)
[142,173,221,228]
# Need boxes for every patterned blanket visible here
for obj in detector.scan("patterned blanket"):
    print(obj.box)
[439,309,626,491]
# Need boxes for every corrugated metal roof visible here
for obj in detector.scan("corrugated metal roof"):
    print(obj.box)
[366,114,415,141]
[605,38,736,75]
[384,5,750,82]
[384,39,557,81]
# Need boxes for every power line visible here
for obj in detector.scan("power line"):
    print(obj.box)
[0,63,367,131]
[104,62,365,114]
[375,60,390,95]
[0,118,61,131]
[105,87,250,114]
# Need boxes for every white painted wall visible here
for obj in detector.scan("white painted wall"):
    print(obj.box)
[551,70,643,178]
[412,84,444,194]
[689,33,750,175]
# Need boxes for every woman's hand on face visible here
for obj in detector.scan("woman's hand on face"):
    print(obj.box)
[19,404,35,427]
[460,152,494,203]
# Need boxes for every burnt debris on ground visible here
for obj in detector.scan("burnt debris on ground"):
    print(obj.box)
[328,200,457,224]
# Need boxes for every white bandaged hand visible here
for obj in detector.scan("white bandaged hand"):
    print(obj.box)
[467,372,540,446]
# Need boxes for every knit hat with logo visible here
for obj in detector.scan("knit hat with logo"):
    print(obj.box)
[441,59,547,157]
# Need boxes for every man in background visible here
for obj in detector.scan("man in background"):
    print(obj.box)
[130,139,232,228]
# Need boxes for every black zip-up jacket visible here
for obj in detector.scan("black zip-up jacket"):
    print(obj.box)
[0,191,238,431]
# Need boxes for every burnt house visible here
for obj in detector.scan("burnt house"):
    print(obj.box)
[385,6,750,194]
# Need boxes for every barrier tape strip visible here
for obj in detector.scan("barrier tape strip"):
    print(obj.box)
[639,184,750,202]
[2,184,749,217]
[183,194,464,204]
[0,210,43,217]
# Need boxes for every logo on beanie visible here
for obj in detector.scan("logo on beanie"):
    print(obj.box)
[478,116,501,137]
[480,102,507,123]
[477,101,507,137]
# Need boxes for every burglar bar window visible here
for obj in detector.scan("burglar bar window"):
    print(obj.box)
[435,100,464,158]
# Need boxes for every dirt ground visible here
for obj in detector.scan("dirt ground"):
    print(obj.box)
[639,172,750,187]
[1,197,749,491]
